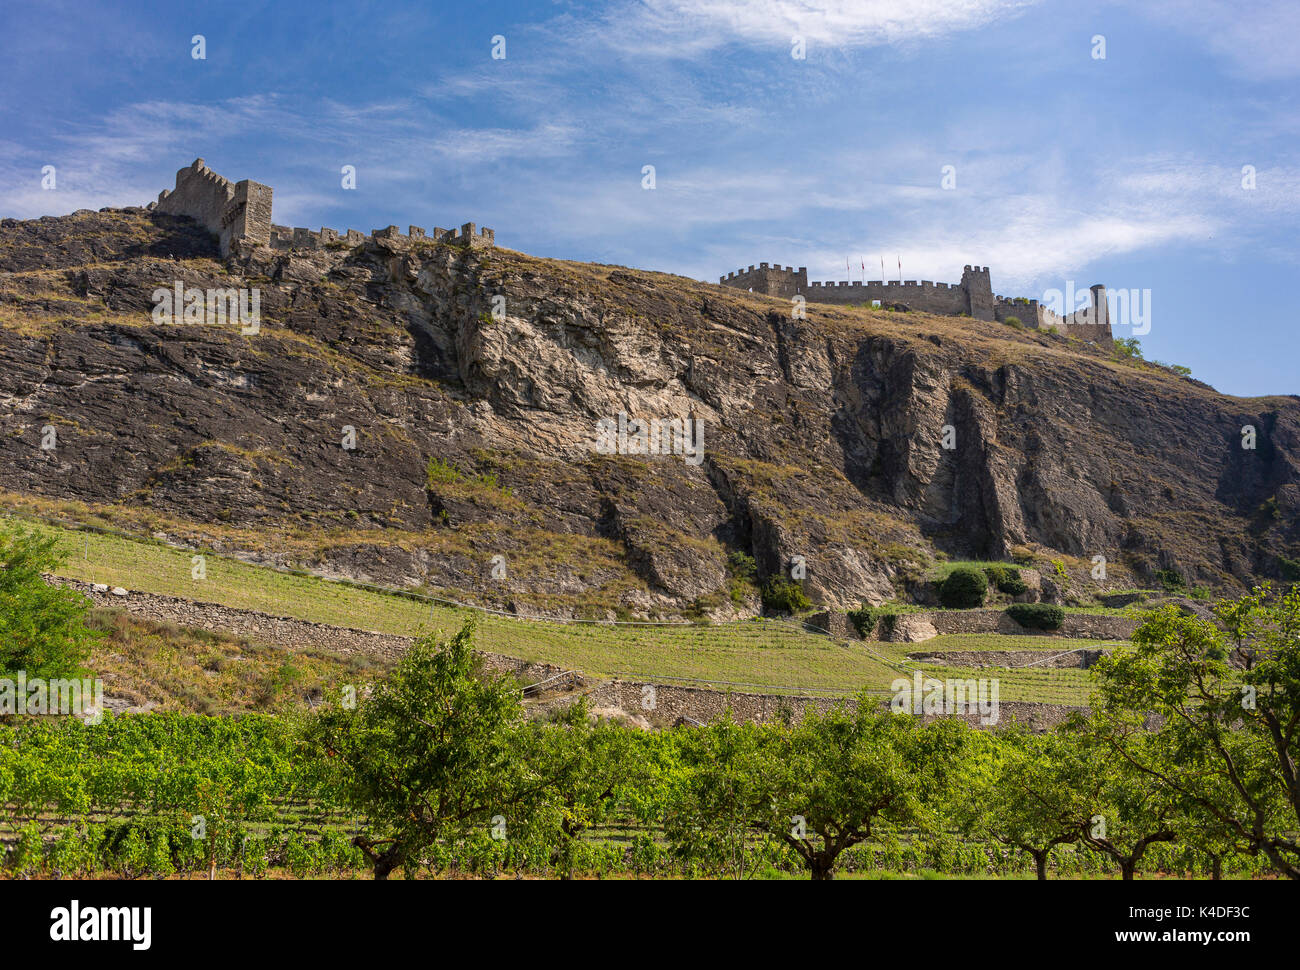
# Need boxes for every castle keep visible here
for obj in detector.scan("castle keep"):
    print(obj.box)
[152,159,495,257]
[720,261,1113,346]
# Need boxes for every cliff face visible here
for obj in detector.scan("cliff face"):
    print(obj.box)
[0,209,1297,616]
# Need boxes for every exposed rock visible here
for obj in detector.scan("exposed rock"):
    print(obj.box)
[2,209,1297,617]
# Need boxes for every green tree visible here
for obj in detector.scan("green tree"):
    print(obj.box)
[1073,725,1180,880]
[956,729,1084,880]
[670,700,969,880]
[1090,587,1300,879]
[512,704,637,878]
[0,521,101,678]
[300,620,542,879]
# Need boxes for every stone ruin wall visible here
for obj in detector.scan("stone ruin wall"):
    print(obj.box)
[721,259,1113,345]
[268,221,495,253]
[150,158,494,257]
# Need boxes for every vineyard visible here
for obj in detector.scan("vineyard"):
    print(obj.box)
[0,712,1276,880]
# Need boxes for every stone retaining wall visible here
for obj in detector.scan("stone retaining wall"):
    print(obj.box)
[911,609,1137,641]
[908,649,1108,669]
[55,578,1085,730]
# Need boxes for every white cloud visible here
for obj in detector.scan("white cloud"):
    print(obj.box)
[1136,0,1300,81]
[588,0,1043,55]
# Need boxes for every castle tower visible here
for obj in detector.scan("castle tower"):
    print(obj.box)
[222,179,273,253]
[961,265,995,320]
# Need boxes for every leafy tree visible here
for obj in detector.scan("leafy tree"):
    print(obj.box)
[300,620,544,879]
[511,704,638,878]
[761,577,811,614]
[1090,587,1300,879]
[661,715,762,878]
[0,521,101,678]
[956,729,1084,880]
[1073,724,1181,880]
[670,700,969,880]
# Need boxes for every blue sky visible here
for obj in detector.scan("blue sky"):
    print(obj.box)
[2,0,1297,396]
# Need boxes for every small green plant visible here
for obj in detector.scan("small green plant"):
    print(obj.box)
[426,456,462,486]
[1153,568,1185,591]
[761,577,811,615]
[1279,555,1300,583]
[984,563,1027,596]
[725,551,759,607]
[1003,316,1023,329]
[1006,603,1064,630]
[1258,496,1281,521]
[939,566,987,609]
[847,601,916,638]
[1112,337,1144,361]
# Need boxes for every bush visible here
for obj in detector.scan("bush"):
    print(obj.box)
[984,564,1028,596]
[846,604,875,638]
[1006,603,1064,630]
[846,603,915,638]
[939,567,988,609]
[1153,568,1185,591]
[761,577,811,615]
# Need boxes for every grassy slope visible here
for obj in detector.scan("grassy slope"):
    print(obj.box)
[20,516,1114,702]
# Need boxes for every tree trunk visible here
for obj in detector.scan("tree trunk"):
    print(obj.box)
[1032,849,1048,881]
[1120,861,1136,881]
[1210,855,1223,881]
[809,853,836,880]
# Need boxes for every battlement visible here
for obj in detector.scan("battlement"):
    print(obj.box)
[720,255,1112,344]
[153,159,272,256]
[150,159,496,256]
[267,221,495,253]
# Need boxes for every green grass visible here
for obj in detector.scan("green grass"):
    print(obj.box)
[891,634,1130,653]
[16,515,1118,703]
[24,517,907,695]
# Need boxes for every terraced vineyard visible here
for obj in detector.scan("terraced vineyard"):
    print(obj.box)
[4,514,1141,704]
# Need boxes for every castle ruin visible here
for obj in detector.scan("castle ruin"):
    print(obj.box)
[719,262,1113,346]
[151,159,495,257]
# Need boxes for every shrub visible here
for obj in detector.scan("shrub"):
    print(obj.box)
[1153,568,1185,591]
[761,577,811,615]
[1003,316,1023,329]
[984,564,1028,596]
[1006,603,1064,630]
[1280,556,1300,583]
[846,602,915,638]
[939,567,988,609]
[846,604,875,638]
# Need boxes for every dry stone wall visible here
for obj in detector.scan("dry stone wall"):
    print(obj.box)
[54,578,1086,730]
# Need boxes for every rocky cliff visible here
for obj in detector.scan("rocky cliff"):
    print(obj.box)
[1,208,1296,617]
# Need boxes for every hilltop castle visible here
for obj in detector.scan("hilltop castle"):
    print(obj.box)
[151,158,495,257]
[720,261,1113,346]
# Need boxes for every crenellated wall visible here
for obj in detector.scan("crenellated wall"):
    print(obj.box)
[267,220,495,252]
[720,257,1111,344]
[151,158,496,257]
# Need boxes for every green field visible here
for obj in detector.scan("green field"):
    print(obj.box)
[17,515,1123,702]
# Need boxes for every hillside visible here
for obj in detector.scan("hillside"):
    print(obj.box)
[1,207,1297,618]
